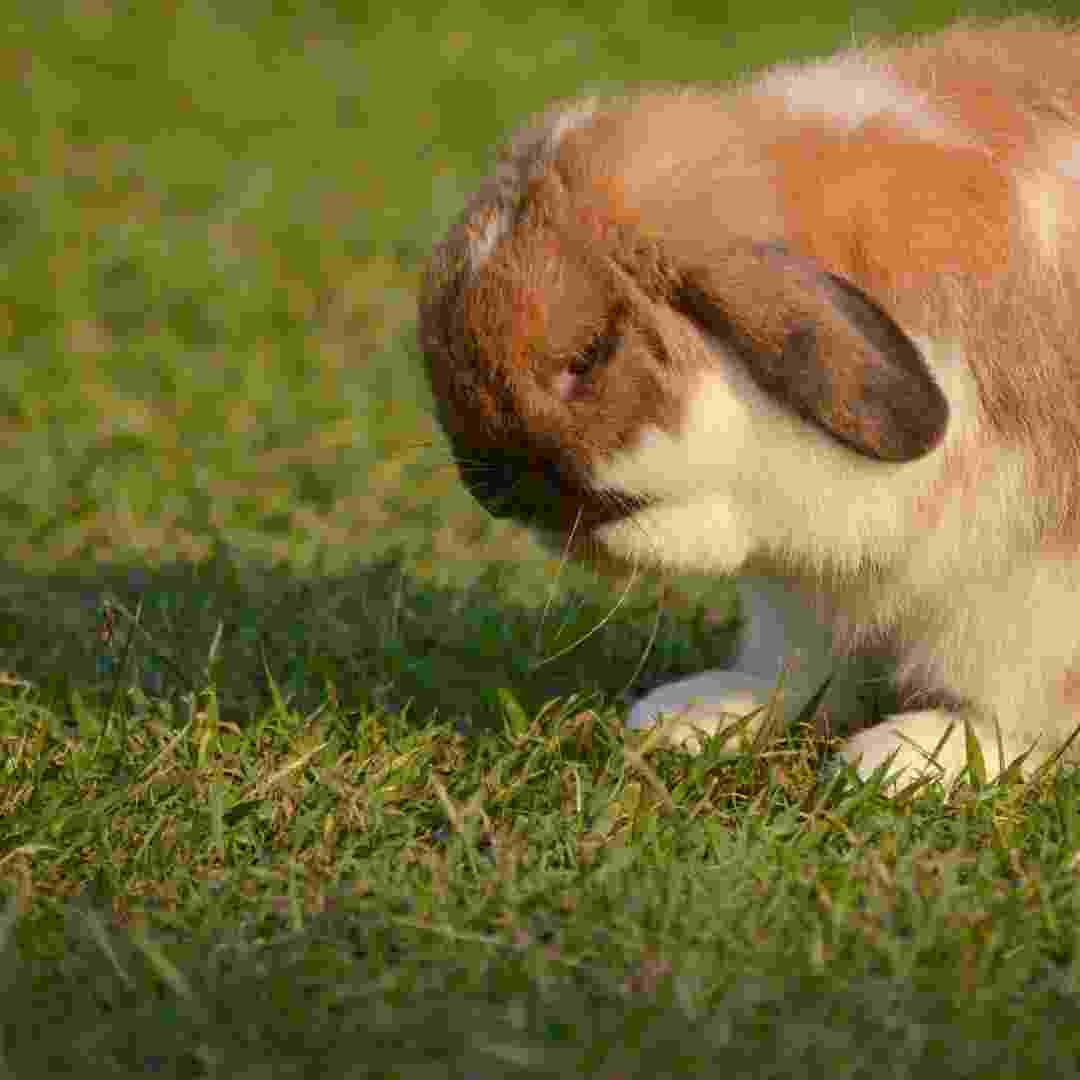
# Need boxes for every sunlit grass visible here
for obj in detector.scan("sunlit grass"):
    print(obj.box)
[7,592,1080,1073]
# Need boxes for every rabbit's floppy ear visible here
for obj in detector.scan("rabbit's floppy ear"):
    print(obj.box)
[671,245,948,462]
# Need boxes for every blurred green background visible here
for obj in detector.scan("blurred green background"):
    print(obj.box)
[1,0,1070,727]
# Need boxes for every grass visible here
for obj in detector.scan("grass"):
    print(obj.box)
[3,0,1080,1074]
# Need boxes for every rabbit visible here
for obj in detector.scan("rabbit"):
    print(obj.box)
[418,17,1080,786]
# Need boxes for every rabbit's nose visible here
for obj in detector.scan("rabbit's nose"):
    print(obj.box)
[463,453,562,522]
[478,456,520,506]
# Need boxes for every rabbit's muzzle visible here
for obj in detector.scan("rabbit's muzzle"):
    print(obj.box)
[459,448,648,535]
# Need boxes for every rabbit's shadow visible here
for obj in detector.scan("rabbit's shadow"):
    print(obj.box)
[0,545,748,733]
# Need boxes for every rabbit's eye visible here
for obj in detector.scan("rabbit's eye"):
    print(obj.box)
[553,328,620,401]
[568,330,616,377]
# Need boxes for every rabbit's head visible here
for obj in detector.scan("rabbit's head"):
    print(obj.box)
[418,88,956,579]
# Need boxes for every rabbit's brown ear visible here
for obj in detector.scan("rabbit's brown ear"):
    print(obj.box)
[672,246,948,462]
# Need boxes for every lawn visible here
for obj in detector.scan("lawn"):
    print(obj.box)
[4,1,1080,1075]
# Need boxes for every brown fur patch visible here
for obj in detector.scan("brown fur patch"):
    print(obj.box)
[765,124,1012,296]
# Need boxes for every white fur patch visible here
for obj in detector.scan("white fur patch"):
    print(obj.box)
[1016,170,1072,263]
[594,492,756,573]
[1014,128,1080,264]
[1054,138,1080,182]
[466,205,512,269]
[758,54,955,140]
[545,101,597,155]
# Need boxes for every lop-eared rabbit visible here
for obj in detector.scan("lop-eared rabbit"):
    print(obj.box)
[419,19,1080,786]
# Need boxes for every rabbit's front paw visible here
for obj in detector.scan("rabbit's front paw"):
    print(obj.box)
[841,709,1018,786]
[626,670,779,753]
